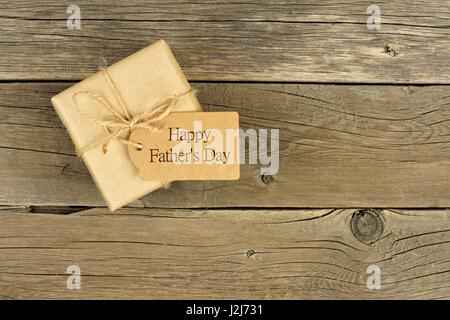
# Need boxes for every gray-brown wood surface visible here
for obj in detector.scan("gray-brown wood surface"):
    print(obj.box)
[0,0,449,82]
[2,207,450,299]
[1,0,450,299]
[2,83,450,208]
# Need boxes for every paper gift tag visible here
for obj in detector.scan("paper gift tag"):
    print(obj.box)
[128,112,240,181]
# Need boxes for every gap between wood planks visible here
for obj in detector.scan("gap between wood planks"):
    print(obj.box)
[1,205,447,216]
[3,80,450,85]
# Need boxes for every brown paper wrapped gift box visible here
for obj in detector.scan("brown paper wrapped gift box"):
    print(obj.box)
[51,40,202,211]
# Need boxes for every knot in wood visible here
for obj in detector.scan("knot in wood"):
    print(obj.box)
[246,249,256,258]
[261,174,273,185]
[350,209,384,245]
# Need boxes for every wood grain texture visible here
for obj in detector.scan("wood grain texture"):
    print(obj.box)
[0,0,449,82]
[2,82,450,208]
[1,207,450,299]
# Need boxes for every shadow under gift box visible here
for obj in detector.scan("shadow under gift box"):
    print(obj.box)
[51,40,202,211]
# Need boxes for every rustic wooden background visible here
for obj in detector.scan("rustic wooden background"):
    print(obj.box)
[1,0,450,299]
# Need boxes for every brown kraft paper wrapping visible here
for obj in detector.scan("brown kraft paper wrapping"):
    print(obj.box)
[51,40,202,211]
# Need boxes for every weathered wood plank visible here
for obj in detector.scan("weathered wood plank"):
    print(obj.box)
[1,207,450,299]
[0,0,449,82]
[2,82,450,207]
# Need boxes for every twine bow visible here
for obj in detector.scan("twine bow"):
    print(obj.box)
[72,69,194,155]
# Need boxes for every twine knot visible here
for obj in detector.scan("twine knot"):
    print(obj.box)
[72,69,194,155]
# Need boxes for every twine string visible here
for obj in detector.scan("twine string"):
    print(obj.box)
[72,69,193,155]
